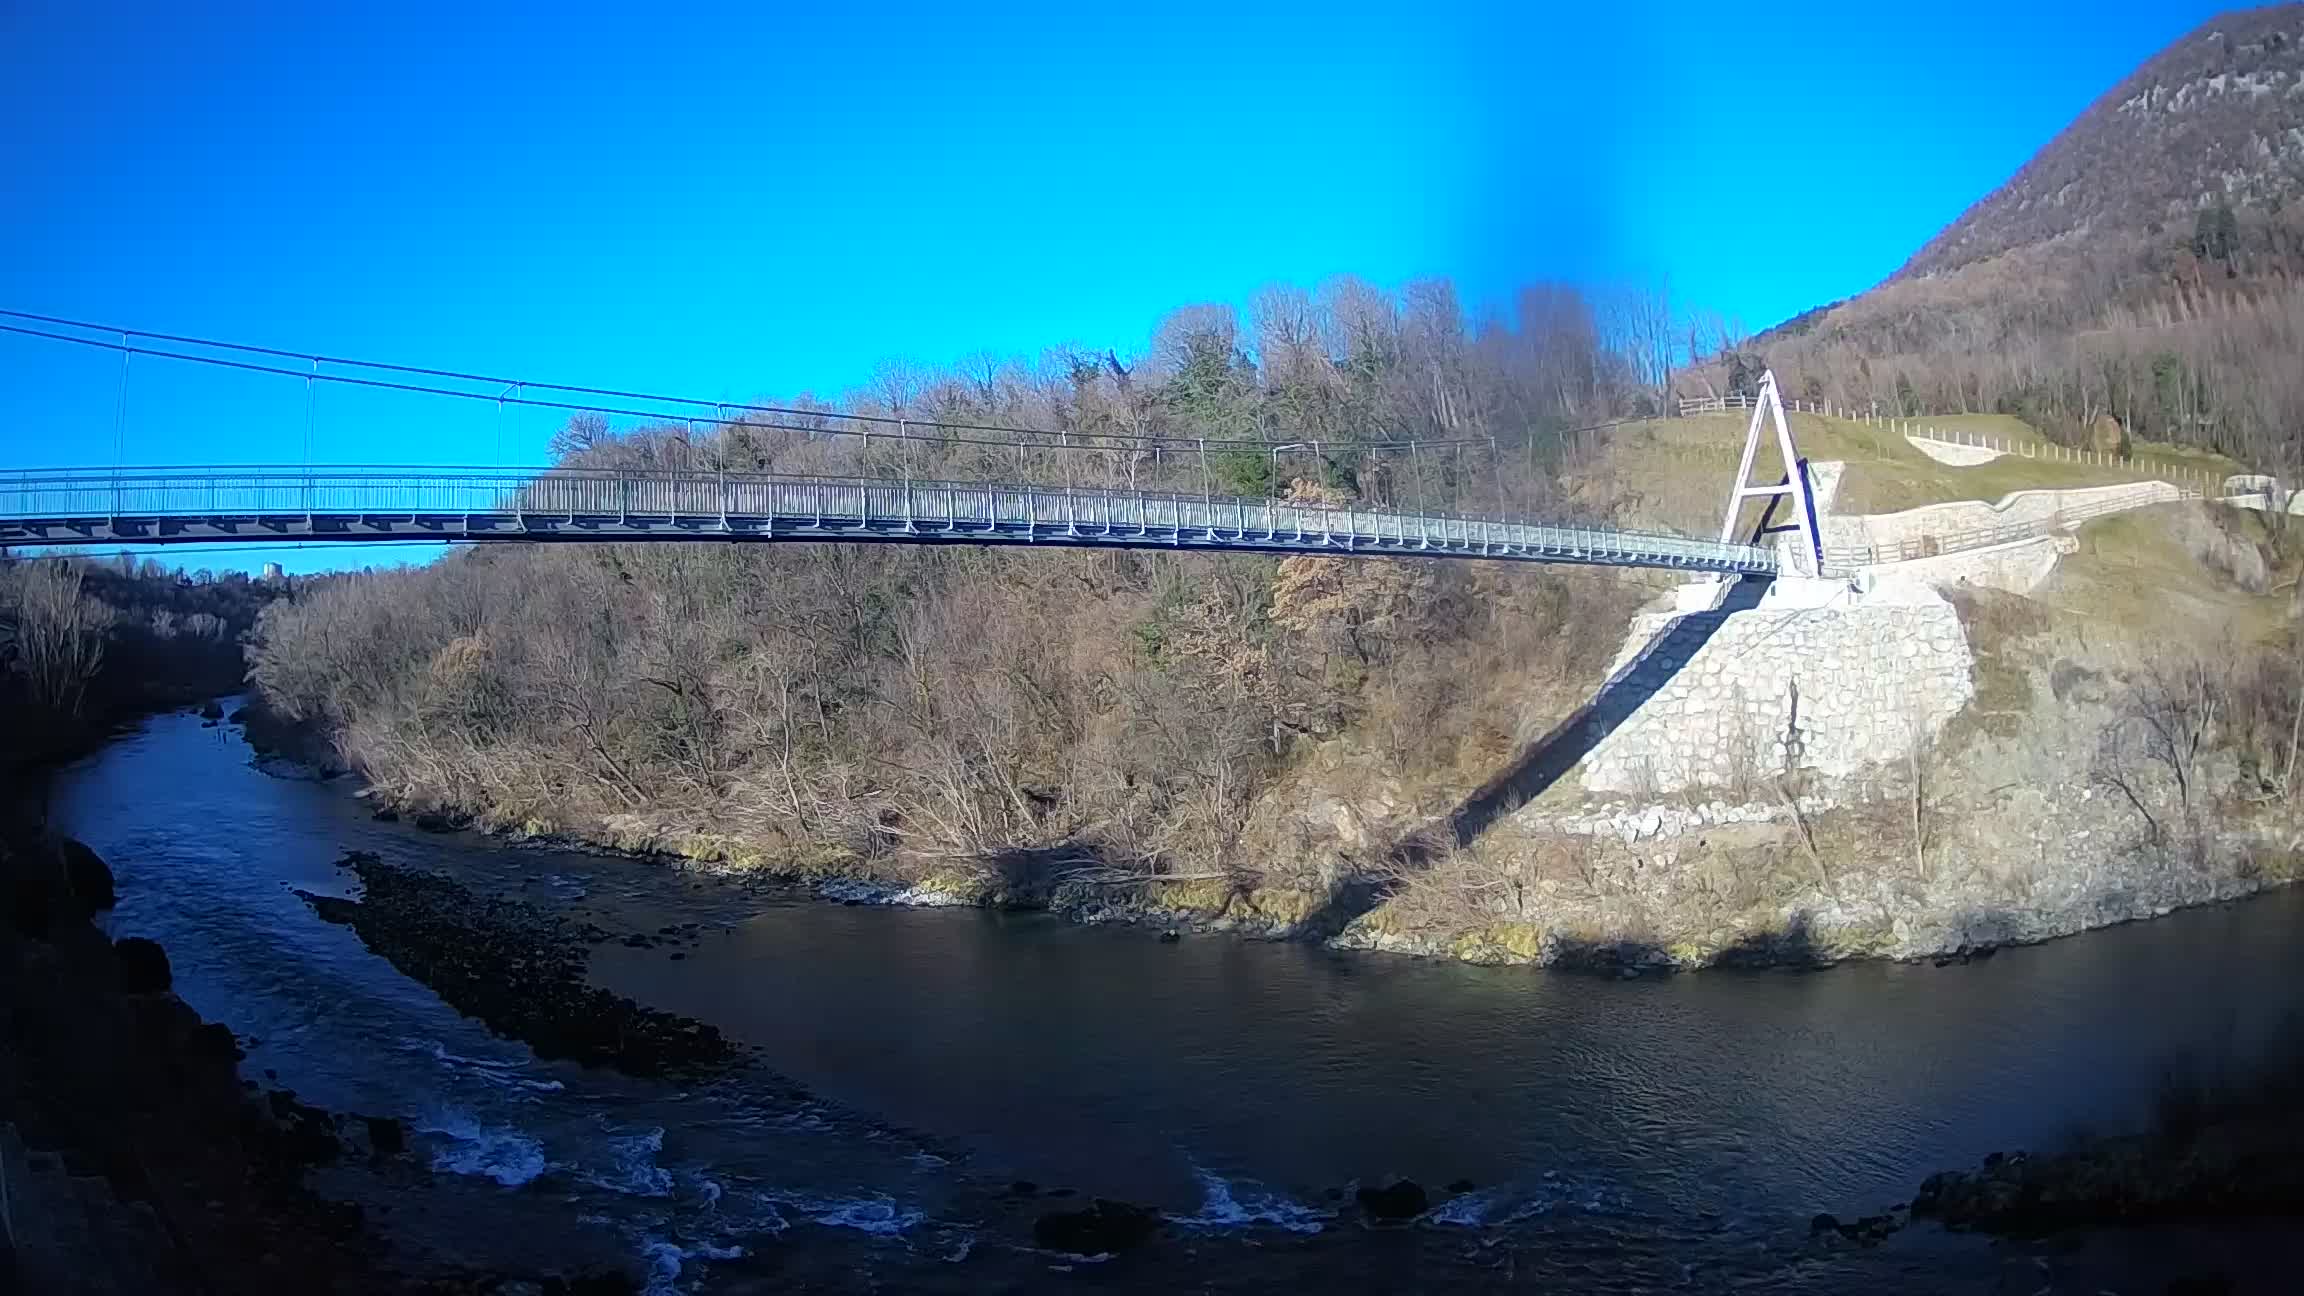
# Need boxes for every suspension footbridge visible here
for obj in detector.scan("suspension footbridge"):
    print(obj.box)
[0,466,1777,574]
[0,312,1794,577]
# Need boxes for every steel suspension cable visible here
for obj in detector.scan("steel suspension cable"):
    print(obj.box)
[0,312,1502,459]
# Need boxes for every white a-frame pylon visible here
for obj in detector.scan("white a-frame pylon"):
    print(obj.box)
[1717,369,1824,575]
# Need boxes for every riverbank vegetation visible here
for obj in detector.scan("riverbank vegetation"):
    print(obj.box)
[1,554,279,775]
[244,267,2304,965]
[246,278,1680,901]
[1916,1014,2304,1231]
[243,277,1677,885]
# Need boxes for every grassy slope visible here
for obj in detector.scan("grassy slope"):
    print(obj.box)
[1583,412,2248,532]
[2050,503,2294,642]
[1576,410,2287,764]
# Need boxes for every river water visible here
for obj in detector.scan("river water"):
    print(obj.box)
[47,705,2304,1292]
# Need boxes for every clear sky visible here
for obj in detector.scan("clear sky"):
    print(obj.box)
[0,0,2235,571]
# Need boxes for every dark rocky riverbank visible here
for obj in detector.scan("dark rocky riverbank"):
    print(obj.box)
[0,822,641,1293]
[1913,1118,2304,1233]
[1895,1025,2304,1293]
[298,854,743,1081]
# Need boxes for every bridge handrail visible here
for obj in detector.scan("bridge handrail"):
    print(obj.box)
[0,465,1779,572]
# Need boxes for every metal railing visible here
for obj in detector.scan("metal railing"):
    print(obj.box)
[1677,393,1850,418]
[0,466,1781,575]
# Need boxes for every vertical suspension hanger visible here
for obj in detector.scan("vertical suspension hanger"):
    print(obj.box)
[111,331,130,521]
[496,382,517,468]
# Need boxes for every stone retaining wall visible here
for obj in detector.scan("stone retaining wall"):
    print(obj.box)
[1825,481,2179,553]
[1578,588,1975,796]
[1858,534,2076,597]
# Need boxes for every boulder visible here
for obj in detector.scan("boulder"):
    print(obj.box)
[1832,1213,1901,1245]
[363,1115,408,1159]
[60,838,117,910]
[1032,1199,1161,1254]
[2088,413,2129,457]
[198,701,225,720]
[185,1023,243,1063]
[1356,1178,1430,1221]
[412,811,463,833]
[116,936,174,993]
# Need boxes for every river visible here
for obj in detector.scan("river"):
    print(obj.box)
[46,704,2304,1292]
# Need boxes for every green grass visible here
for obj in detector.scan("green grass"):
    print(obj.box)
[2047,503,2293,643]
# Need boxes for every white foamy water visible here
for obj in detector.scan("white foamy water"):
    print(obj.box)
[576,1125,677,1198]
[641,1236,748,1296]
[416,1108,548,1187]
[1172,1167,1331,1234]
[758,1189,924,1236]
[401,1036,567,1093]
[1427,1171,1629,1228]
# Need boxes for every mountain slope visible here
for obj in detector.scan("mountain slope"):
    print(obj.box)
[1729,8,2304,466]
[1896,5,2304,281]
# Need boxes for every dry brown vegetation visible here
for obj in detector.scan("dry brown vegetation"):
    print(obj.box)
[250,278,1668,898]
[252,533,1653,895]
[1,554,272,766]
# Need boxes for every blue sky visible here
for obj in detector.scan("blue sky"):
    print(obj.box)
[0,0,2233,571]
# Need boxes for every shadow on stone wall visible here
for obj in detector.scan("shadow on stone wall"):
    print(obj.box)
[1295,577,1772,942]
[1445,575,1774,847]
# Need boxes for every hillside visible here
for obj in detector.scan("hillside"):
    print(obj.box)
[1897,6,2304,282]
[1733,7,2304,477]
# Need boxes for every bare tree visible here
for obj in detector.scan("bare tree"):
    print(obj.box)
[9,561,112,716]
[2131,655,2223,826]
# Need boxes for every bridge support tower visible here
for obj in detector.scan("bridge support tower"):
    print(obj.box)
[1717,369,1825,576]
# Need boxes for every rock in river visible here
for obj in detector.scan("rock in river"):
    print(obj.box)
[1355,1178,1430,1221]
[1032,1199,1161,1254]
[298,854,739,1079]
